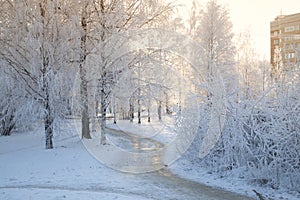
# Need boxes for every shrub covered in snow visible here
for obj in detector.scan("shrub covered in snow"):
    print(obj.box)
[194,80,300,192]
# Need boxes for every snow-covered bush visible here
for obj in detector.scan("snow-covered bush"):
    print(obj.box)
[0,70,22,136]
[196,81,300,192]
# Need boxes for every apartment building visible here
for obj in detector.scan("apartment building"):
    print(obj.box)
[270,12,300,78]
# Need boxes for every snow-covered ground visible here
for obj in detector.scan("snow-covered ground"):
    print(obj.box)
[0,129,163,200]
[108,119,300,200]
[0,119,297,200]
[171,159,300,200]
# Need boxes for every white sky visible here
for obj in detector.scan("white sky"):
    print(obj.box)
[174,0,300,61]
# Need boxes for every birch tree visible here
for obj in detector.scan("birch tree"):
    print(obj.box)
[235,31,263,99]
[78,0,92,139]
[0,69,19,136]
[195,0,236,94]
[0,0,74,148]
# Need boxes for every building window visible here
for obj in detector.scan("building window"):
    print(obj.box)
[274,39,279,44]
[285,52,295,59]
[285,35,300,42]
[285,36,294,41]
[274,31,278,36]
[291,52,295,58]
[285,26,295,32]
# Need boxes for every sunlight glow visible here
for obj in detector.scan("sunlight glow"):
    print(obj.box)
[171,0,300,60]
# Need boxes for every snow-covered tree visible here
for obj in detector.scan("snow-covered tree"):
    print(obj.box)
[272,46,283,82]
[0,69,19,136]
[235,31,270,99]
[0,0,75,148]
[195,0,236,94]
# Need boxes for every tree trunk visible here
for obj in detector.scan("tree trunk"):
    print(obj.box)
[158,101,162,121]
[45,112,53,149]
[113,96,117,124]
[80,3,91,139]
[91,99,98,133]
[44,87,53,149]
[38,0,54,149]
[1,112,15,136]
[80,63,91,139]
[165,93,171,114]
[138,88,141,124]
[98,0,107,145]
[147,108,151,123]
[100,88,107,145]
[129,97,134,122]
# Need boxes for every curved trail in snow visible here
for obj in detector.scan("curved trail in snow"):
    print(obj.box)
[102,127,254,200]
[0,185,157,200]
[0,176,254,200]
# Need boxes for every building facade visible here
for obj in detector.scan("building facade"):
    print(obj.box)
[270,13,300,79]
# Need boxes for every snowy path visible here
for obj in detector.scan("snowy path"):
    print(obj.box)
[104,125,254,199]
[0,185,154,200]
[0,127,254,200]
[0,174,253,200]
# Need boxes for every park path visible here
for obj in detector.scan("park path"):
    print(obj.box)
[104,127,255,200]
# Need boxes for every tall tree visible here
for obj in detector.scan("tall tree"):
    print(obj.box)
[78,0,91,139]
[236,31,271,99]
[0,0,74,148]
[236,31,257,99]
[195,0,236,93]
